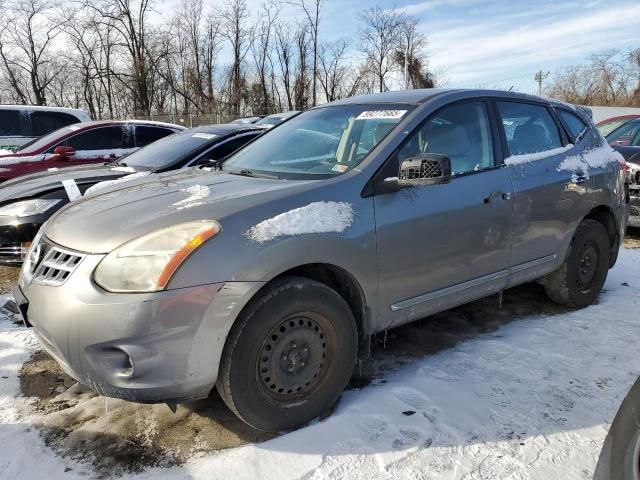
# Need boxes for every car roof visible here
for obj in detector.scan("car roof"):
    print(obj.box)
[73,119,185,130]
[0,104,90,116]
[189,123,264,135]
[323,88,574,108]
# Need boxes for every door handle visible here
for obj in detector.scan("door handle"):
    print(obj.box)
[484,191,512,203]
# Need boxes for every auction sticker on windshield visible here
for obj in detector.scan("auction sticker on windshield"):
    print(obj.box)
[356,110,407,120]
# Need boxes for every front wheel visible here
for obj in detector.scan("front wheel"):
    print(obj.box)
[216,276,358,432]
[543,219,610,308]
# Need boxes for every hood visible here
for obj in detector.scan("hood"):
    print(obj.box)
[45,167,310,253]
[0,164,126,203]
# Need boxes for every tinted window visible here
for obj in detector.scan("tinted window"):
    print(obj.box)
[497,102,562,156]
[607,120,640,147]
[31,111,78,136]
[124,130,217,170]
[63,126,124,150]
[598,118,633,136]
[194,134,258,166]
[135,126,174,147]
[557,109,587,141]
[398,102,494,175]
[0,110,21,136]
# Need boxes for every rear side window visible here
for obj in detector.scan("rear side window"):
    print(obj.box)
[557,109,587,142]
[398,101,495,176]
[497,102,562,156]
[31,111,79,136]
[63,126,124,150]
[0,110,21,136]
[135,126,175,147]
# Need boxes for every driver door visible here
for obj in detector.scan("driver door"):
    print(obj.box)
[373,100,515,327]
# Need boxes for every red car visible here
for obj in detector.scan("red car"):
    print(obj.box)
[596,115,640,137]
[0,120,184,182]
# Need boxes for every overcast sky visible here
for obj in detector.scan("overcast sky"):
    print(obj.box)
[163,0,640,95]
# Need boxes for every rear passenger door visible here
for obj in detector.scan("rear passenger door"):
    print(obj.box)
[374,100,515,326]
[496,100,582,284]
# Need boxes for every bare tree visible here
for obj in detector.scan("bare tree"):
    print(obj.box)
[287,0,322,106]
[317,38,349,102]
[358,6,402,93]
[220,0,252,116]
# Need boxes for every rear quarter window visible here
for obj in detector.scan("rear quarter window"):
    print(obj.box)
[557,109,587,142]
[0,110,22,136]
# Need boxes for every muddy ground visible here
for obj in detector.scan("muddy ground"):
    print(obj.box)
[4,228,640,476]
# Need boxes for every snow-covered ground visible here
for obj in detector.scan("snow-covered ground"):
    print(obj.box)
[1,248,639,479]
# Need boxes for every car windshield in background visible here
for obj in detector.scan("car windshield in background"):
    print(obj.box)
[223,105,412,179]
[121,130,216,170]
[16,125,80,153]
[606,120,640,147]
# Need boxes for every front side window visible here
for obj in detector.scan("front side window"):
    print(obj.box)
[557,109,587,142]
[607,120,640,147]
[397,102,495,176]
[31,111,78,136]
[497,102,562,156]
[224,105,413,179]
[62,126,124,151]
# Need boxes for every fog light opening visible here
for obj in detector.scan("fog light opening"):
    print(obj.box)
[114,349,135,379]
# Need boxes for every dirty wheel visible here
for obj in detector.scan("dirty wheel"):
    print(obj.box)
[543,219,610,308]
[216,276,358,432]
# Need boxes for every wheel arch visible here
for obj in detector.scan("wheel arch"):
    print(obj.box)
[583,205,620,267]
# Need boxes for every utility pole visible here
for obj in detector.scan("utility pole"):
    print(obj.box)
[534,70,550,96]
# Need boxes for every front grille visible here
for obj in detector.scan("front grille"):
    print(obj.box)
[31,241,85,287]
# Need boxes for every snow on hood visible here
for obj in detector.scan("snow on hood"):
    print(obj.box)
[0,155,44,166]
[171,184,211,211]
[84,171,151,196]
[505,144,574,166]
[246,201,355,243]
[0,149,13,156]
[557,144,624,179]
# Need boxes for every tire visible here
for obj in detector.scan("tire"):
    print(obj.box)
[216,276,358,432]
[593,378,640,480]
[543,219,610,308]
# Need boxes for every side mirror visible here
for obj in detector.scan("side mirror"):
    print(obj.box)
[53,145,76,158]
[397,153,452,187]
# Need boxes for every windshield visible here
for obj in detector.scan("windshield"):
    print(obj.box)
[17,125,82,153]
[122,130,219,170]
[606,120,640,147]
[224,104,412,179]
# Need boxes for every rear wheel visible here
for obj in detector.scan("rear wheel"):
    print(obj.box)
[216,276,358,432]
[543,219,610,308]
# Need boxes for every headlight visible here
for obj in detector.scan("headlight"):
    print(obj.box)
[0,199,61,218]
[94,220,220,293]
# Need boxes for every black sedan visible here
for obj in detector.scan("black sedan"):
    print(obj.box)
[0,123,262,264]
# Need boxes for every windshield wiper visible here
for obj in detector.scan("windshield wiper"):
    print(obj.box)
[227,169,281,180]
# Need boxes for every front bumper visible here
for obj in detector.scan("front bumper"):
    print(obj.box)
[19,252,265,403]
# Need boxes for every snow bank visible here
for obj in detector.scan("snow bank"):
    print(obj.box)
[171,184,211,211]
[84,171,151,195]
[505,144,574,166]
[558,143,624,174]
[245,201,355,243]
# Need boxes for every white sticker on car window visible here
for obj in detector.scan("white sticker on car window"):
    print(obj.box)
[62,179,82,201]
[356,110,407,120]
[192,133,217,140]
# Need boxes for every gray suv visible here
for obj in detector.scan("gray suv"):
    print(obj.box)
[15,89,628,432]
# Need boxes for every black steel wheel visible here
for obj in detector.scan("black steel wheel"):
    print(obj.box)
[543,219,610,308]
[217,276,358,432]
